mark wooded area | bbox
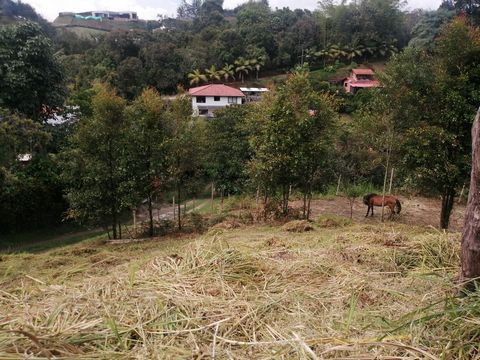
[1,0,480,237]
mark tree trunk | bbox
[211,183,214,212]
[336,175,341,196]
[303,190,307,219]
[177,186,182,230]
[388,168,394,194]
[112,210,117,239]
[307,192,312,221]
[440,189,455,229]
[283,185,289,216]
[381,145,391,222]
[118,222,122,239]
[460,107,480,288]
[148,195,154,237]
[458,183,466,204]
[263,190,268,221]
[173,196,176,220]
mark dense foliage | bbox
[53,0,414,97]
[0,22,65,120]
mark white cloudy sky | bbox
[22,0,443,21]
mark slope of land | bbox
[0,196,474,359]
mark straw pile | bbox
[0,222,470,359]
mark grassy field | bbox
[1,204,477,359]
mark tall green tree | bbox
[293,76,337,219]
[219,63,235,82]
[382,17,480,228]
[0,109,66,234]
[62,85,129,239]
[0,22,65,120]
[125,88,169,237]
[234,57,251,83]
[248,71,336,216]
[205,65,221,83]
[166,93,204,230]
[205,105,251,196]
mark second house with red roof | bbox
[188,84,246,118]
[343,68,380,94]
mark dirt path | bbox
[135,195,466,231]
[302,195,466,231]
[135,200,205,223]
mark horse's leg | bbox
[388,205,394,220]
[365,205,370,217]
[371,205,374,217]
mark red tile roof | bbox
[352,68,375,75]
[188,84,245,97]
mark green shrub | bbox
[281,220,314,232]
[223,195,255,211]
[188,212,206,233]
[207,213,228,227]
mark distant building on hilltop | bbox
[343,69,380,94]
[189,84,245,118]
[54,10,152,37]
[59,11,138,21]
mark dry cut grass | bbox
[0,219,469,359]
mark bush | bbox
[238,210,254,224]
[156,219,175,235]
[281,220,314,232]
[207,213,228,227]
[187,212,206,233]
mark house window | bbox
[214,96,220,102]
[228,97,236,104]
[196,96,206,103]
[199,109,208,115]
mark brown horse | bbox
[363,193,401,219]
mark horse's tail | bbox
[396,199,402,214]
[363,193,376,205]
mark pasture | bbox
[0,196,474,359]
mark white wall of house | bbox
[192,96,243,117]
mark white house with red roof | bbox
[343,68,380,94]
[188,84,245,117]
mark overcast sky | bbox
[22,0,443,21]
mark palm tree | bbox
[249,56,266,80]
[344,45,366,63]
[377,41,398,58]
[314,49,329,66]
[328,44,347,62]
[234,57,252,83]
[219,63,235,82]
[188,69,207,86]
[205,65,221,83]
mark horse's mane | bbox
[363,193,377,205]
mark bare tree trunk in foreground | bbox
[461,108,480,290]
